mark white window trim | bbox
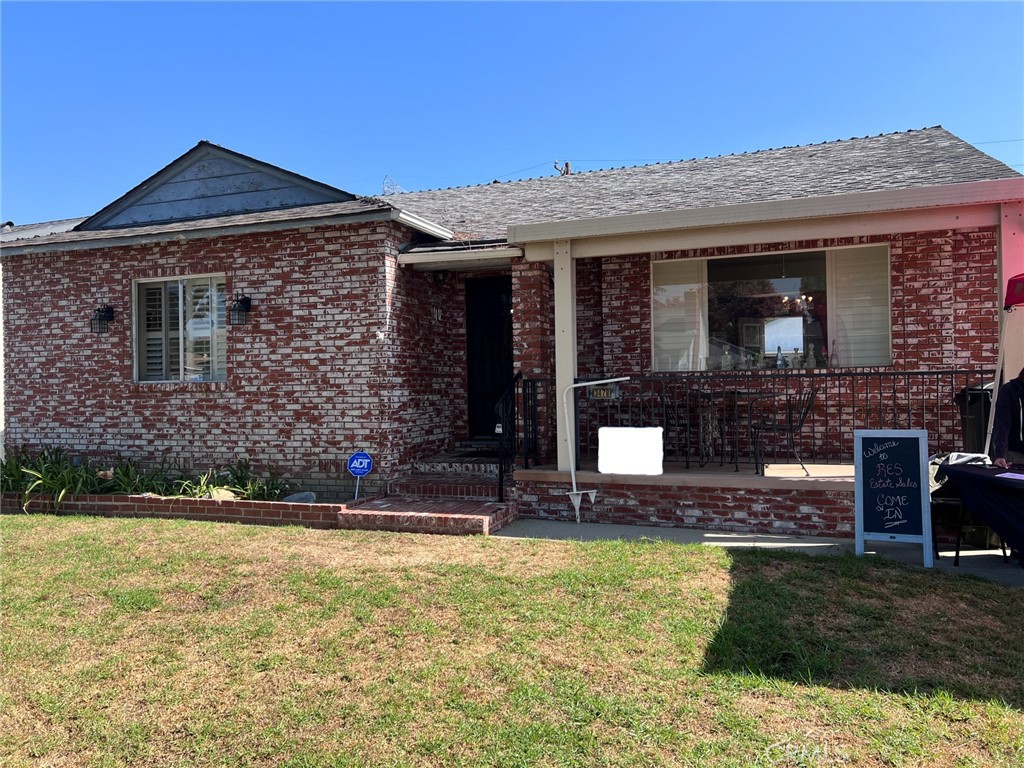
[649,257,708,371]
[651,244,893,371]
[825,245,893,367]
[132,273,227,383]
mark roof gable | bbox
[77,141,356,230]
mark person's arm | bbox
[992,383,1013,467]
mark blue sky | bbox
[2,1,1022,225]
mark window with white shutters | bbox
[135,276,226,382]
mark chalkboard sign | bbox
[854,430,933,568]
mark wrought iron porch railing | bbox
[495,372,522,502]
[570,369,994,470]
[521,378,542,469]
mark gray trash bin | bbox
[953,385,993,454]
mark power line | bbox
[484,161,553,184]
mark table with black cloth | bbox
[935,463,1024,555]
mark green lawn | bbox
[2,515,1022,767]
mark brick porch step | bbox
[339,495,515,536]
[389,472,499,501]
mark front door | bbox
[465,276,513,438]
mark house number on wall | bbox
[589,384,621,401]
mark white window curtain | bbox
[652,259,707,371]
[826,246,891,367]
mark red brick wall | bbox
[6,494,342,528]
[889,229,1000,368]
[575,258,603,377]
[2,222,463,499]
[514,478,855,537]
[512,259,554,378]
[388,263,464,465]
[512,259,556,460]
[601,254,652,374]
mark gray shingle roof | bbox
[387,127,1021,239]
[0,217,85,244]
[0,199,391,251]
[5,127,1018,252]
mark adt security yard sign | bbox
[347,452,373,477]
[347,451,373,500]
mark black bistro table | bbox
[936,463,1024,556]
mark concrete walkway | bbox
[496,518,1024,588]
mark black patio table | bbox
[936,463,1024,557]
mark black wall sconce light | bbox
[228,294,253,325]
[91,305,115,333]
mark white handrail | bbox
[561,377,631,522]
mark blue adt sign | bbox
[347,452,373,477]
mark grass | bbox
[1,515,1022,767]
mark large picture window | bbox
[136,276,227,382]
[652,246,890,371]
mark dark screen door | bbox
[465,276,513,438]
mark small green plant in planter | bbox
[107,459,175,496]
[17,447,107,512]
[2,448,293,510]
[222,459,289,500]
[1,449,28,494]
[174,469,239,499]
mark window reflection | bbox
[706,252,827,369]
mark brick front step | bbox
[340,495,515,535]
[389,472,500,501]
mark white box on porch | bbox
[597,427,664,475]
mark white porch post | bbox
[553,239,577,471]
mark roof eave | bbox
[506,178,1024,244]
[398,246,521,271]
[0,207,396,257]
[1,200,455,257]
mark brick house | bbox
[2,127,1022,536]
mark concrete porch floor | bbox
[515,461,855,495]
[560,459,855,479]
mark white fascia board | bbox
[560,204,999,260]
[398,247,521,271]
[507,178,1024,245]
[390,209,454,240]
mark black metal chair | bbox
[749,386,818,476]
